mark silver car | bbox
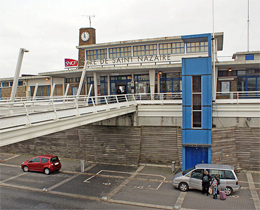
[172,164,240,196]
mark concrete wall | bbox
[0,125,182,167]
[0,125,259,170]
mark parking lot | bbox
[0,153,259,209]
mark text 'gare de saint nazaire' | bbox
[86,54,171,66]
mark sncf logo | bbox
[65,59,78,67]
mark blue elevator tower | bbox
[181,34,213,170]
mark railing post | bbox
[24,102,31,126]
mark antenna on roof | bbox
[82,15,95,27]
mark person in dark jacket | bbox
[202,170,211,195]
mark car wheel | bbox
[179,182,189,192]
[44,168,50,175]
[224,187,232,196]
[23,166,29,172]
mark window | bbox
[221,81,230,93]
[133,44,157,56]
[41,158,49,163]
[18,81,23,86]
[245,54,254,60]
[86,49,107,60]
[121,46,131,57]
[96,49,107,59]
[86,50,96,60]
[2,82,9,87]
[225,170,235,179]
[191,169,203,179]
[30,157,40,163]
[50,157,59,162]
[159,42,184,54]
[192,76,202,128]
[109,47,120,58]
[75,77,81,83]
[109,46,131,58]
[172,42,185,54]
[65,78,74,83]
[187,41,208,53]
[210,170,225,179]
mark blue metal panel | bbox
[182,57,211,76]
[183,130,211,145]
[202,107,212,130]
[185,147,209,170]
[202,75,212,106]
[182,76,192,105]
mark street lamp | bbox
[10,48,29,102]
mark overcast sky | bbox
[0,0,259,78]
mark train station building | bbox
[0,28,259,170]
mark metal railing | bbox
[0,93,182,130]
[216,91,260,100]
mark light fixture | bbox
[158,71,162,75]
[228,68,232,72]
[45,78,49,81]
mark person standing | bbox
[202,170,211,195]
[211,174,220,199]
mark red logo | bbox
[65,58,78,67]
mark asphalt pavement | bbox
[0,153,259,210]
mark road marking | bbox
[48,174,81,191]
[106,165,145,199]
[246,172,260,210]
[174,192,187,210]
[108,198,174,210]
[0,173,26,184]
[0,163,20,168]
[3,154,20,161]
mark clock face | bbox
[81,32,89,41]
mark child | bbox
[211,174,220,199]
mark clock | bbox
[81,32,89,41]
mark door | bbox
[28,157,41,171]
[189,169,203,190]
[185,147,208,170]
[72,87,78,95]
[38,157,49,172]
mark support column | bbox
[107,74,110,95]
[149,70,155,99]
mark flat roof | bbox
[77,32,224,51]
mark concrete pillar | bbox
[107,74,110,95]
[149,70,155,99]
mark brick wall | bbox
[1,86,26,99]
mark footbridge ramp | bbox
[0,93,181,147]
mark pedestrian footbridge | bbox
[1,92,259,147]
[0,93,181,147]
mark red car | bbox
[21,155,62,175]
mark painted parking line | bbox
[48,174,81,191]
[2,154,20,161]
[173,192,187,210]
[106,165,145,199]
[246,172,260,210]
[0,173,27,184]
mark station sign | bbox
[65,58,78,68]
[86,54,171,66]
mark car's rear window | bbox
[50,156,59,162]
